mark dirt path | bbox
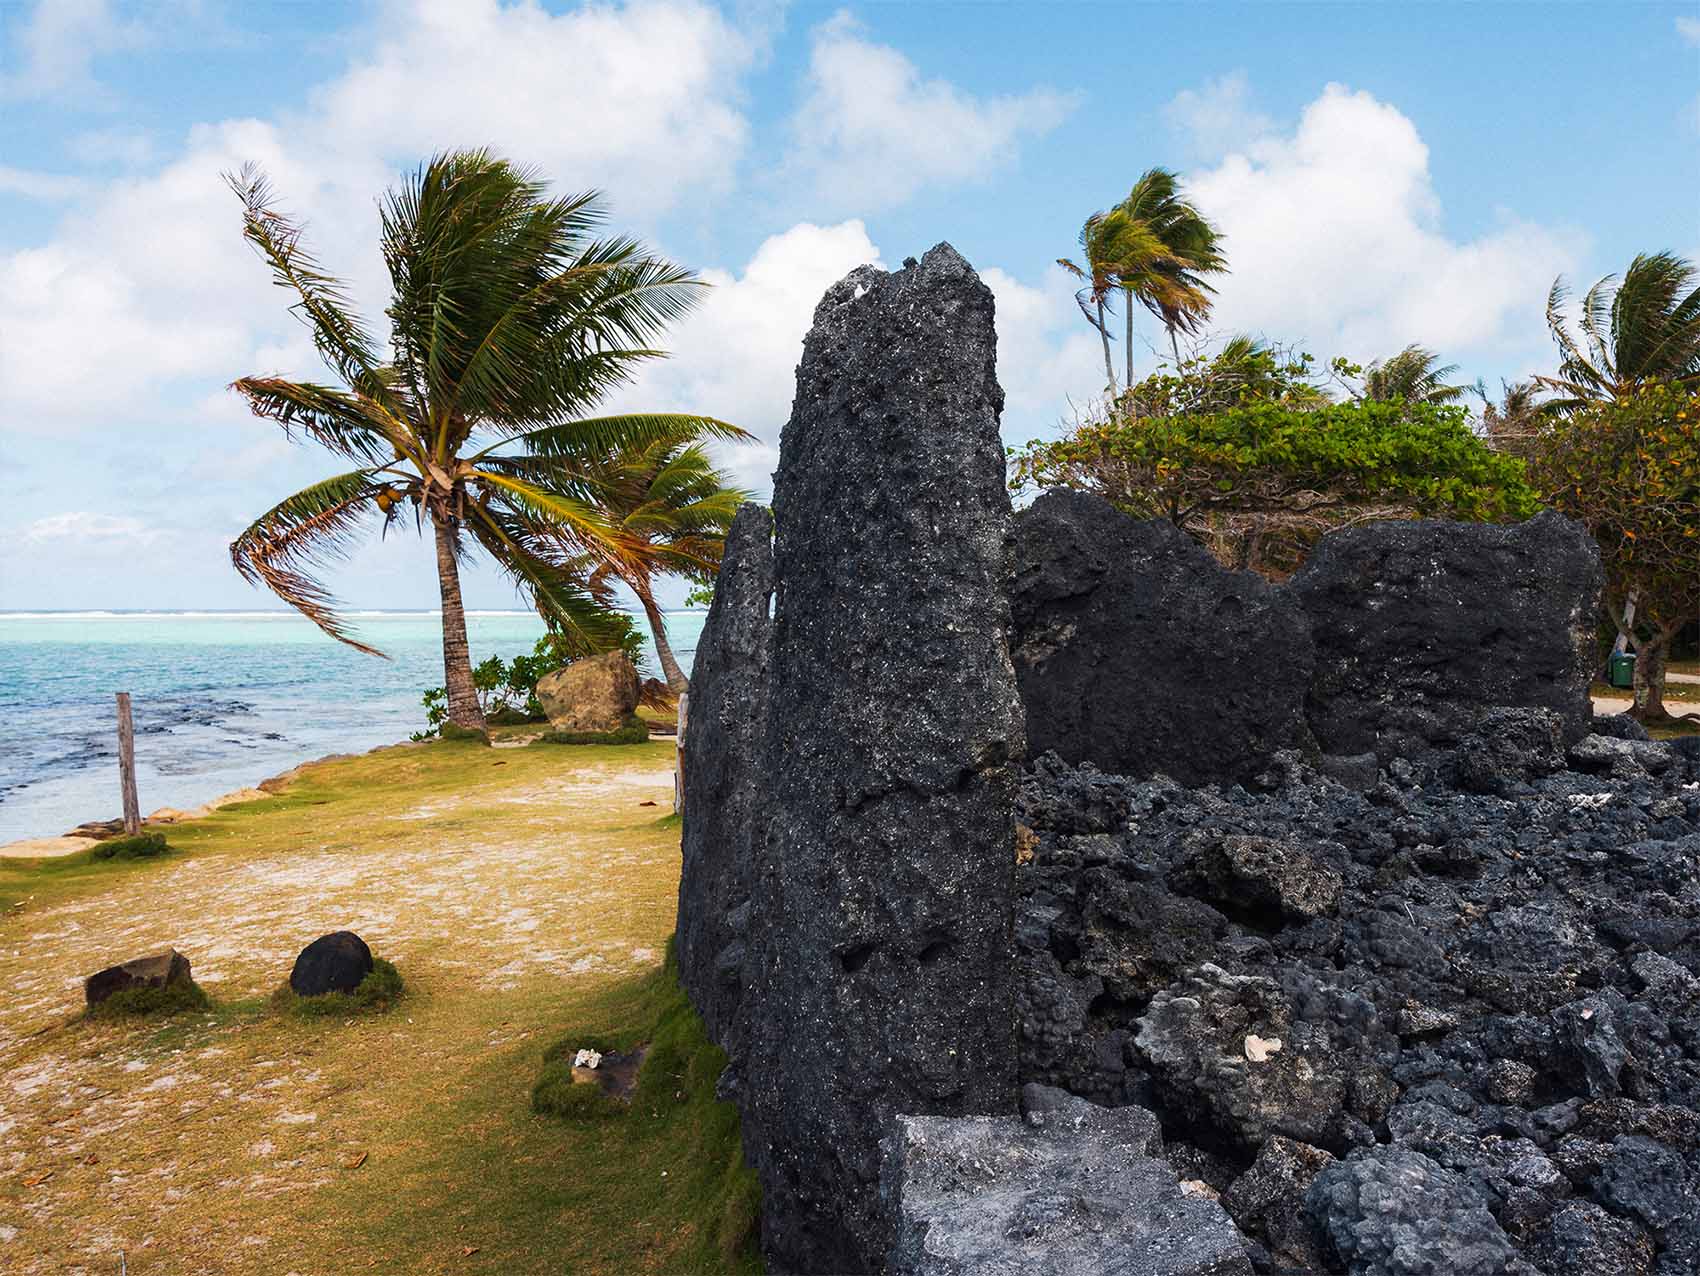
[0,740,684,1274]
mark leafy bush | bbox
[535,714,650,746]
[274,957,404,1018]
[1012,399,1538,578]
[89,832,170,861]
[87,978,209,1018]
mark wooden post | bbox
[116,692,141,835]
[673,693,688,815]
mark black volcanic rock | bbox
[676,502,773,1050]
[1291,510,1603,762]
[289,931,373,997]
[737,244,1025,1274]
[1009,490,1315,786]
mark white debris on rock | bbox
[1245,1034,1283,1063]
[573,1048,602,1070]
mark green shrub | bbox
[89,831,170,861]
[87,978,210,1019]
[535,714,649,746]
[435,721,491,745]
[274,957,404,1018]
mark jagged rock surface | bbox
[1291,511,1603,762]
[883,1085,1251,1275]
[1009,490,1315,786]
[1015,740,1700,1274]
[737,245,1025,1274]
[676,502,773,1049]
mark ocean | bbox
[0,609,707,844]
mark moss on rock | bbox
[274,957,404,1017]
[535,714,650,746]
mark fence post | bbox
[116,692,141,835]
[674,691,688,816]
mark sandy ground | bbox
[1,788,276,861]
[0,748,680,1274]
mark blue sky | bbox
[2,0,1697,614]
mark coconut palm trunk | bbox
[636,587,689,693]
[432,511,485,730]
[1097,297,1116,395]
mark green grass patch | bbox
[89,831,171,861]
[272,957,404,1017]
[536,714,651,746]
[86,978,211,1019]
[437,721,492,744]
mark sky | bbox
[1,0,1697,614]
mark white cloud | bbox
[0,165,88,200]
[1175,82,1580,361]
[0,0,765,437]
[1678,16,1700,45]
[785,11,1078,212]
[1163,71,1273,160]
[22,511,163,546]
[0,0,148,100]
[979,266,1105,444]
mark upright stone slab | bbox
[676,502,773,1050]
[1291,511,1603,761]
[741,245,1025,1273]
[1009,489,1315,786]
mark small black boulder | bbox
[290,930,374,997]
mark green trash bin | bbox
[1608,651,1636,689]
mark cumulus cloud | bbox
[1162,71,1272,160]
[22,511,163,546]
[785,11,1078,212]
[0,0,764,437]
[1172,82,1580,361]
[0,165,88,200]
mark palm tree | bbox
[1360,345,1470,404]
[1060,169,1228,395]
[1108,168,1227,379]
[1539,252,1700,410]
[581,433,750,693]
[226,151,747,731]
[1476,378,1553,458]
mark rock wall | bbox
[1012,494,1603,784]
[1009,489,1316,787]
[736,245,1025,1273]
[676,502,773,1049]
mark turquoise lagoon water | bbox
[0,609,706,843]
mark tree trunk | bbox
[1096,297,1117,397]
[1629,624,1675,724]
[432,509,486,732]
[638,586,689,693]
[1124,299,1135,389]
[1169,326,1183,373]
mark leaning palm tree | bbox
[580,434,750,693]
[1060,169,1228,395]
[226,151,747,731]
[1476,378,1554,458]
[1361,345,1470,404]
[1538,251,1700,410]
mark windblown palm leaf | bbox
[227,151,751,728]
[1361,345,1469,405]
[1539,252,1700,410]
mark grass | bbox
[0,732,760,1273]
[88,830,172,861]
[84,977,211,1019]
[273,956,405,1017]
[537,714,652,746]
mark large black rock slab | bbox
[1009,489,1315,786]
[677,501,773,1050]
[1291,510,1602,761]
[739,244,1025,1274]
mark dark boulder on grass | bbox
[738,244,1025,1275]
[290,930,374,997]
[1009,489,1315,787]
[677,501,774,1051]
[85,948,196,1007]
[1291,510,1602,763]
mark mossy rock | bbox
[86,977,210,1019]
[274,957,404,1017]
[89,831,170,861]
[485,706,545,726]
[437,722,492,745]
[535,714,650,746]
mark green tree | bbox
[1059,167,1228,393]
[1360,344,1470,405]
[1539,252,1700,410]
[1475,378,1555,460]
[1530,382,1700,723]
[226,151,745,731]
[1011,399,1537,578]
[581,433,750,693]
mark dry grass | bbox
[0,734,751,1274]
